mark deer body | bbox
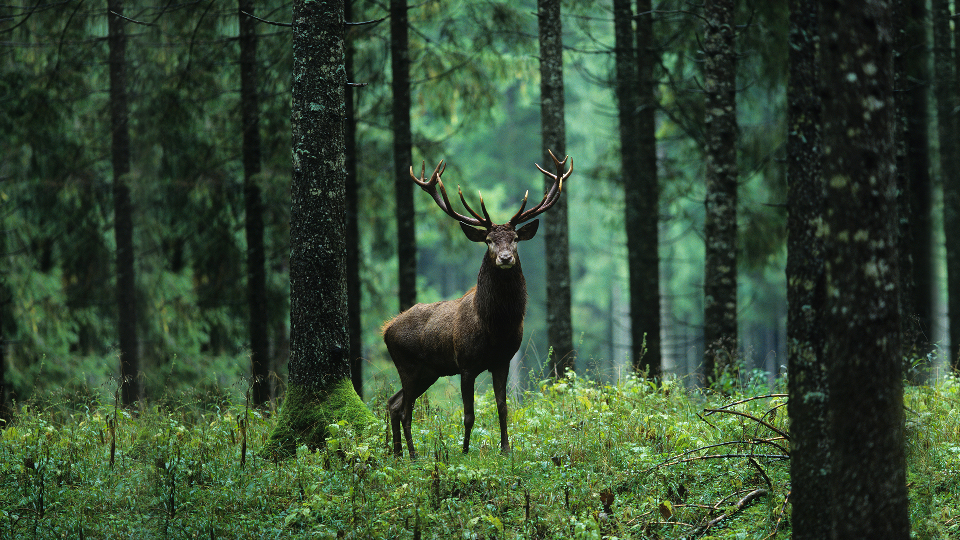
[384,153,572,459]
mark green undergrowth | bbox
[1,373,959,539]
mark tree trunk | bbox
[615,0,661,378]
[702,0,738,385]
[538,0,574,377]
[264,0,374,458]
[934,0,960,370]
[240,1,271,407]
[108,0,141,406]
[785,0,829,536]
[391,0,416,313]
[819,0,910,535]
[902,0,934,361]
[633,0,661,377]
[345,0,363,398]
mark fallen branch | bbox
[695,488,769,537]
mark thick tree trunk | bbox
[264,0,374,458]
[345,0,363,398]
[701,0,738,384]
[240,0,271,406]
[391,0,416,313]
[819,0,910,535]
[108,0,141,405]
[538,0,574,377]
[934,0,960,370]
[785,0,829,536]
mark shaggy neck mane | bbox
[474,253,527,328]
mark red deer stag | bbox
[383,150,573,459]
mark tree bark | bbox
[538,0,574,377]
[108,0,141,405]
[614,0,661,378]
[702,0,738,385]
[902,0,934,360]
[934,0,960,370]
[264,0,374,458]
[785,0,829,536]
[240,0,271,407]
[633,0,661,377]
[819,0,910,535]
[345,0,363,398]
[391,0,416,313]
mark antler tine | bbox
[509,151,573,226]
[457,187,492,226]
[410,159,488,228]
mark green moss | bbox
[262,377,375,459]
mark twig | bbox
[241,10,291,27]
[702,407,789,440]
[346,17,386,26]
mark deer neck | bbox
[474,254,527,327]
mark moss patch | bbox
[262,378,375,459]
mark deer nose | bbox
[496,252,516,268]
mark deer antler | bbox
[410,160,492,229]
[508,149,572,226]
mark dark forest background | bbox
[1,0,956,408]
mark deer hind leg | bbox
[491,366,510,454]
[387,390,405,457]
[396,374,439,460]
[460,372,478,453]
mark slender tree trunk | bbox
[633,0,661,377]
[942,0,960,370]
[538,0,574,377]
[345,0,363,398]
[902,0,934,360]
[391,0,416,313]
[108,0,141,405]
[819,0,910,535]
[240,1,271,406]
[265,0,374,458]
[702,0,738,384]
[785,0,829,536]
[614,0,661,378]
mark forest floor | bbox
[1,372,959,539]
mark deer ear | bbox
[516,220,539,241]
[460,222,489,243]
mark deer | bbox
[382,150,573,459]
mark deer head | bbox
[409,150,573,269]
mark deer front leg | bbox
[491,366,510,454]
[461,372,477,453]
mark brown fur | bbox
[383,224,535,458]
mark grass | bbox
[1,372,959,539]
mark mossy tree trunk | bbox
[819,0,910,535]
[538,0,574,377]
[702,0,738,385]
[264,0,374,458]
[785,0,829,536]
